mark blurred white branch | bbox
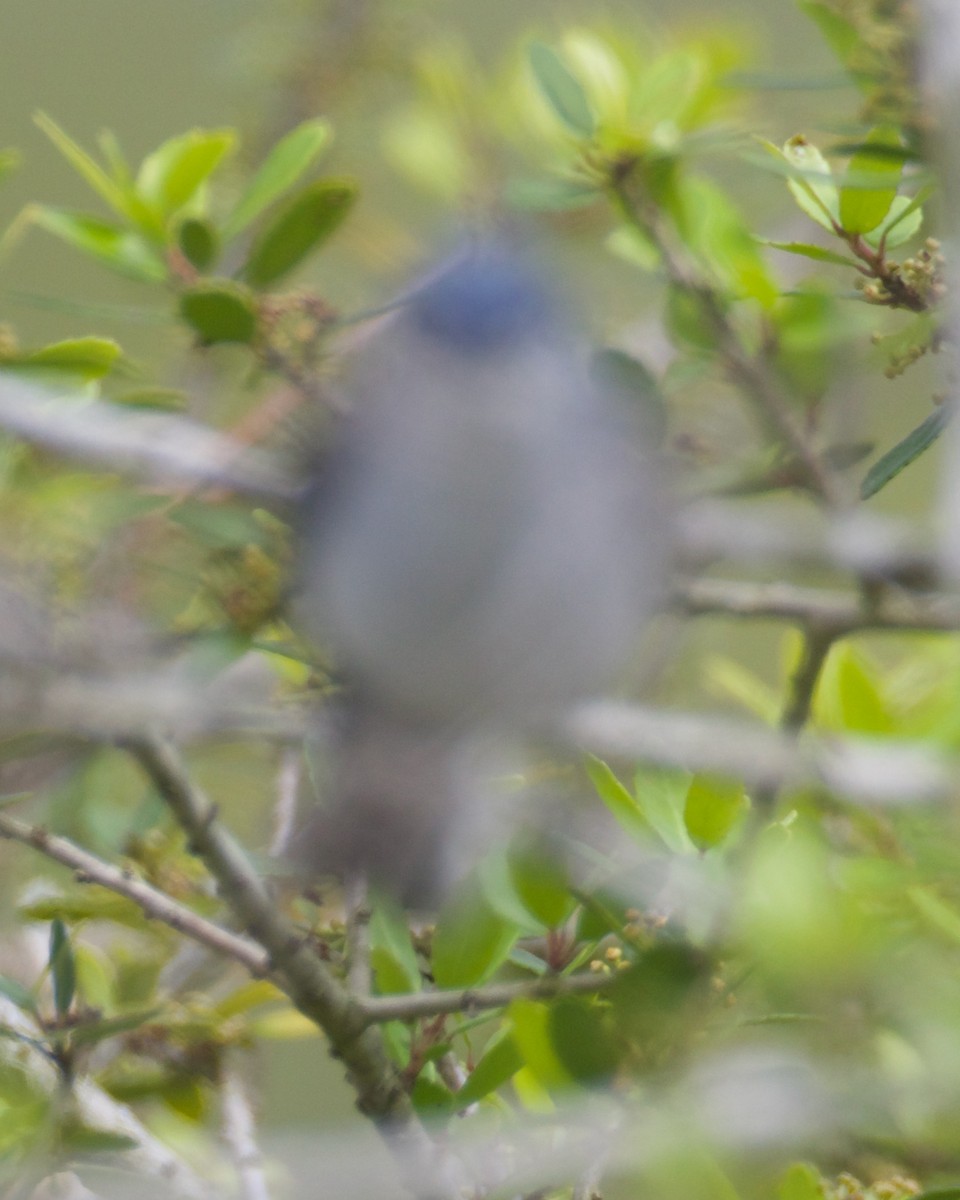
[0,375,295,499]
[221,1067,272,1200]
[565,702,951,805]
[0,997,212,1199]
[677,575,960,632]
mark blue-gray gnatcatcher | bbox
[291,243,670,902]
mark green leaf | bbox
[369,897,422,994]
[433,876,519,988]
[684,775,747,849]
[6,337,122,382]
[592,348,667,444]
[26,206,167,282]
[765,240,859,268]
[839,126,903,234]
[508,997,570,1089]
[243,178,357,288]
[508,847,574,929]
[797,1,860,64]
[71,1009,161,1047]
[113,387,187,411]
[866,192,924,249]
[907,886,960,947]
[814,643,892,735]
[223,118,333,239]
[59,1121,140,1153]
[411,1075,453,1114]
[548,995,621,1084]
[860,406,949,500]
[634,767,696,854]
[0,974,37,1014]
[504,176,600,212]
[48,919,75,1019]
[0,148,20,183]
[456,1030,523,1106]
[874,182,935,246]
[778,135,839,231]
[179,279,258,345]
[136,128,235,217]
[34,113,161,237]
[585,755,651,843]
[177,217,219,271]
[527,42,596,137]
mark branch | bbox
[609,183,847,507]
[0,810,269,976]
[121,733,459,1196]
[358,970,620,1024]
[677,576,960,633]
[0,375,295,500]
[221,1066,272,1200]
[563,701,952,805]
[0,997,213,1199]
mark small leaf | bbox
[34,113,161,237]
[433,876,519,988]
[504,176,600,212]
[456,1030,522,1106]
[867,191,924,249]
[509,847,574,929]
[26,206,167,282]
[860,406,949,499]
[71,1009,161,1047]
[585,755,651,843]
[508,997,570,1089]
[243,179,357,288]
[527,42,596,137]
[634,767,696,855]
[684,774,748,849]
[179,279,258,345]
[592,348,667,444]
[223,118,333,238]
[7,337,121,381]
[49,919,75,1019]
[177,217,219,271]
[839,126,903,234]
[765,240,859,268]
[113,387,187,411]
[875,182,935,245]
[779,135,839,231]
[59,1121,140,1153]
[549,995,621,1085]
[0,974,37,1014]
[136,128,235,217]
[369,897,422,995]
[798,1,860,64]
[411,1075,452,1114]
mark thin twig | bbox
[121,733,460,1198]
[269,745,301,859]
[221,1066,272,1200]
[609,181,847,507]
[358,970,620,1024]
[564,701,952,805]
[0,810,270,976]
[677,575,960,633]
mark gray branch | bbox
[0,810,270,976]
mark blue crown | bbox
[410,250,553,352]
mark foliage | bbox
[0,1,959,1198]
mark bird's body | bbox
[292,246,668,900]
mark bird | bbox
[289,242,670,903]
